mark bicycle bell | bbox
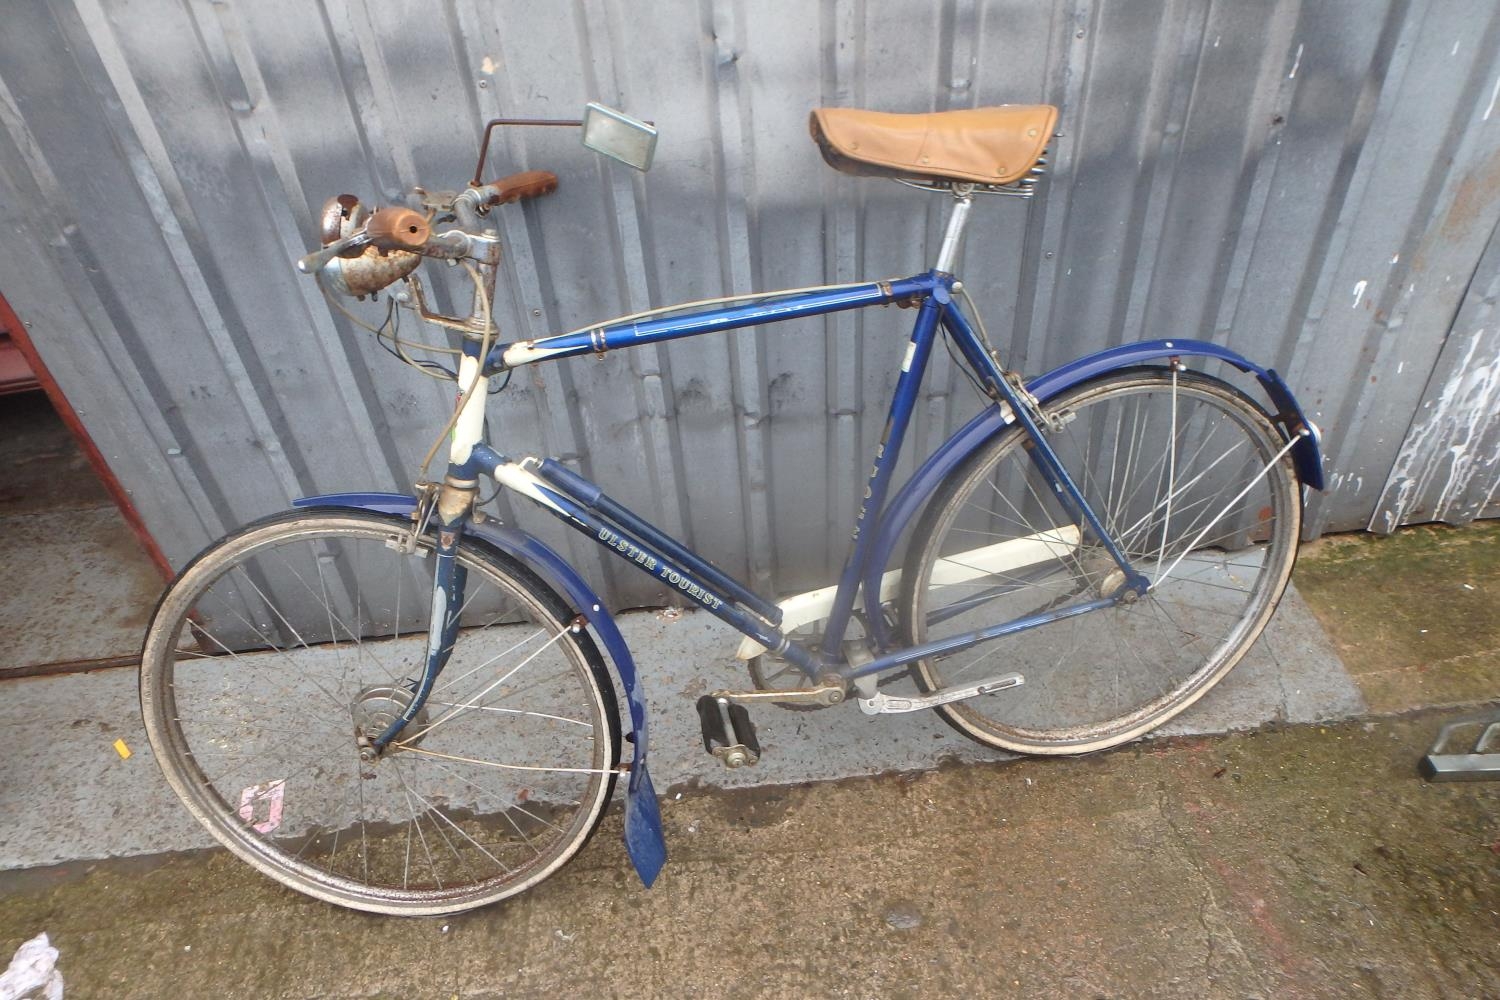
[317,193,424,299]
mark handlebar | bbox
[297,169,559,301]
[472,170,558,207]
[299,207,433,271]
[364,207,431,251]
[296,232,371,275]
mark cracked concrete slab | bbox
[0,582,1359,870]
[2,714,1496,999]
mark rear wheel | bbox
[140,509,620,915]
[900,369,1300,754]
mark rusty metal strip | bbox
[0,653,140,681]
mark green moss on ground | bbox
[1296,522,1500,712]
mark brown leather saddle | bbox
[809,105,1057,186]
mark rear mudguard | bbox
[862,338,1325,647]
[291,492,666,888]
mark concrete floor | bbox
[0,584,1361,871]
[2,714,1496,999]
[0,393,1497,999]
[0,393,160,673]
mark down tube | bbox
[473,446,820,677]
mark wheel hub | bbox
[1074,546,1115,594]
[1080,548,1143,605]
[351,684,430,760]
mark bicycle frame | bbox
[296,193,1326,887]
[464,271,1146,684]
[372,186,1325,726]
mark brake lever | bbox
[296,232,372,275]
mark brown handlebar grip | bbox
[365,207,431,251]
[481,170,559,206]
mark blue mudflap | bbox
[292,492,667,887]
[625,761,667,886]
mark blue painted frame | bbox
[469,273,1324,680]
[297,268,1325,888]
[858,336,1323,648]
[481,276,938,372]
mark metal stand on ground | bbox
[1419,709,1500,781]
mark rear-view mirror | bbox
[582,102,657,171]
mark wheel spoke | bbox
[906,372,1297,753]
[140,512,616,914]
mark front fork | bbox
[368,215,501,753]
[369,477,476,752]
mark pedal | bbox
[696,695,761,768]
[1419,710,1500,782]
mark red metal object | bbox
[0,292,173,581]
[0,323,40,394]
[0,653,139,681]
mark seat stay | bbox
[941,303,1151,594]
[859,338,1327,649]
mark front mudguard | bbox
[862,338,1325,646]
[291,492,666,887]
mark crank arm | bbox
[710,685,847,707]
[858,671,1024,715]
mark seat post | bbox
[934,188,974,274]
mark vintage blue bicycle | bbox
[140,103,1324,915]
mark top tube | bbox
[484,273,945,374]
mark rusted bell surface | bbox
[317,194,422,298]
[319,194,368,259]
[325,245,422,298]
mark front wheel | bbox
[900,369,1301,755]
[140,509,621,915]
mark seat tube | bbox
[820,290,946,659]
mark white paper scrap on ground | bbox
[0,933,63,1000]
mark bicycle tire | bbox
[140,509,620,915]
[899,368,1301,754]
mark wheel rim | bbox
[142,514,616,913]
[907,372,1299,751]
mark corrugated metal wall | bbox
[1,0,1498,607]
